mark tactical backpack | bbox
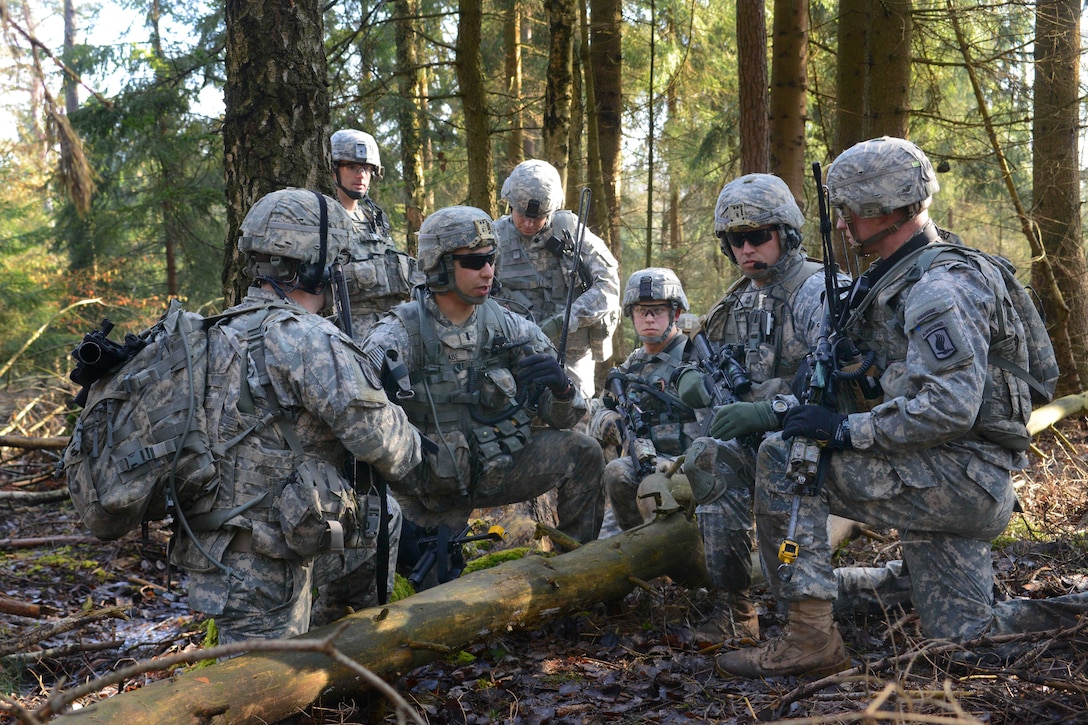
[62,299,287,540]
[911,243,1059,404]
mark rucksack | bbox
[62,299,282,540]
[912,243,1059,404]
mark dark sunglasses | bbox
[722,228,775,249]
[451,250,497,270]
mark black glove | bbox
[781,405,852,450]
[517,353,573,399]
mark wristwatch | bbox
[770,398,789,415]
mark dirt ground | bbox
[1,388,1087,724]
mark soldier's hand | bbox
[517,353,573,398]
[675,369,712,408]
[782,405,852,450]
[708,401,780,441]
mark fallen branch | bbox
[1027,392,1088,436]
[0,596,43,618]
[0,435,70,450]
[0,535,97,550]
[0,606,128,659]
[4,640,124,665]
[0,489,71,505]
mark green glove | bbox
[676,369,712,409]
[708,400,779,441]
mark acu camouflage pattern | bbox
[492,210,621,395]
[621,267,689,314]
[340,198,423,335]
[755,225,1030,641]
[175,288,421,644]
[594,334,700,530]
[363,291,606,543]
[825,136,939,219]
[500,159,565,217]
[331,129,384,177]
[683,250,838,594]
[238,189,353,272]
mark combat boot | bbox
[715,599,849,678]
[693,590,760,642]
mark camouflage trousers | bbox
[685,436,758,593]
[187,494,402,645]
[398,428,606,544]
[565,348,598,400]
[755,433,1016,641]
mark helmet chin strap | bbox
[453,287,489,306]
[847,206,919,251]
[334,168,364,201]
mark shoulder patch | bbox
[920,320,958,360]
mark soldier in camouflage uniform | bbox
[673,174,843,641]
[716,137,1035,678]
[362,206,606,551]
[172,188,421,646]
[330,129,422,334]
[493,160,621,399]
[590,268,699,531]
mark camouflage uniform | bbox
[678,175,841,600]
[591,268,699,531]
[331,129,423,336]
[363,205,606,544]
[596,336,699,530]
[175,290,420,644]
[756,138,1029,642]
[172,190,421,646]
[493,160,621,399]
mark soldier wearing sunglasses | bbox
[362,207,606,582]
[672,174,849,644]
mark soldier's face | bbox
[336,163,374,197]
[512,209,548,237]
[727,226,782,278]
[631,303,674,341]
[451,244,496,301]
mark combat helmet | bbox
[417,206,498,303]
[714,173,805,267]
[622,267,689,344]
[501,160,564,219]
[331,129,384,178]
[826,136,938,248]
[238,188,353,294]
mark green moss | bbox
[462,547,529,575]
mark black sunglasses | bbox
[722,228,775,249]
[451,250,497,270]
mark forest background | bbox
[2,0,1088,398]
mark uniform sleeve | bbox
[570,228,621,332]
[266,317,422,481]
[360,313,417,373]
[849,264,993,452]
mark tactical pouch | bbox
[275,459,358,560]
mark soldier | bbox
[674,174,843,641]
[493,160,621,399]
[714,137,1038,677]
[172,188,421,645]
[590,268,699,531]
[330,128,422,334]
[362,206,606,565]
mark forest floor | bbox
[2,384,1087,724]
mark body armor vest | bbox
[703,254,823,388]
[343,199,420,323]
[619,335,698,456]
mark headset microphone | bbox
[753,262,769,270]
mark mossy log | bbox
[55,507,706,725]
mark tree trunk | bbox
[221,0,330,305]
[589,0,622,254]
[866,0,911,138]
[566,43,586,210]
[503,0,524,171]
[769,0,808,199]
[579,0,608,242]
[545,0,576,188]
[1033,0,1088,394]
[834,0,868,156]
[395,0,427,252]
[456,0,495,216]
[54,510,706,725]
[737,0,769,174]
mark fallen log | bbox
[0,434,70,450]
[1027,392,1088,436]
[54,507,707,725]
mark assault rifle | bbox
[69,319,148,407]
[688,331,753,439]
[556,186,592,369]
[605,369,657,481]
[407,523,506,590]
[777,161,874,582]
